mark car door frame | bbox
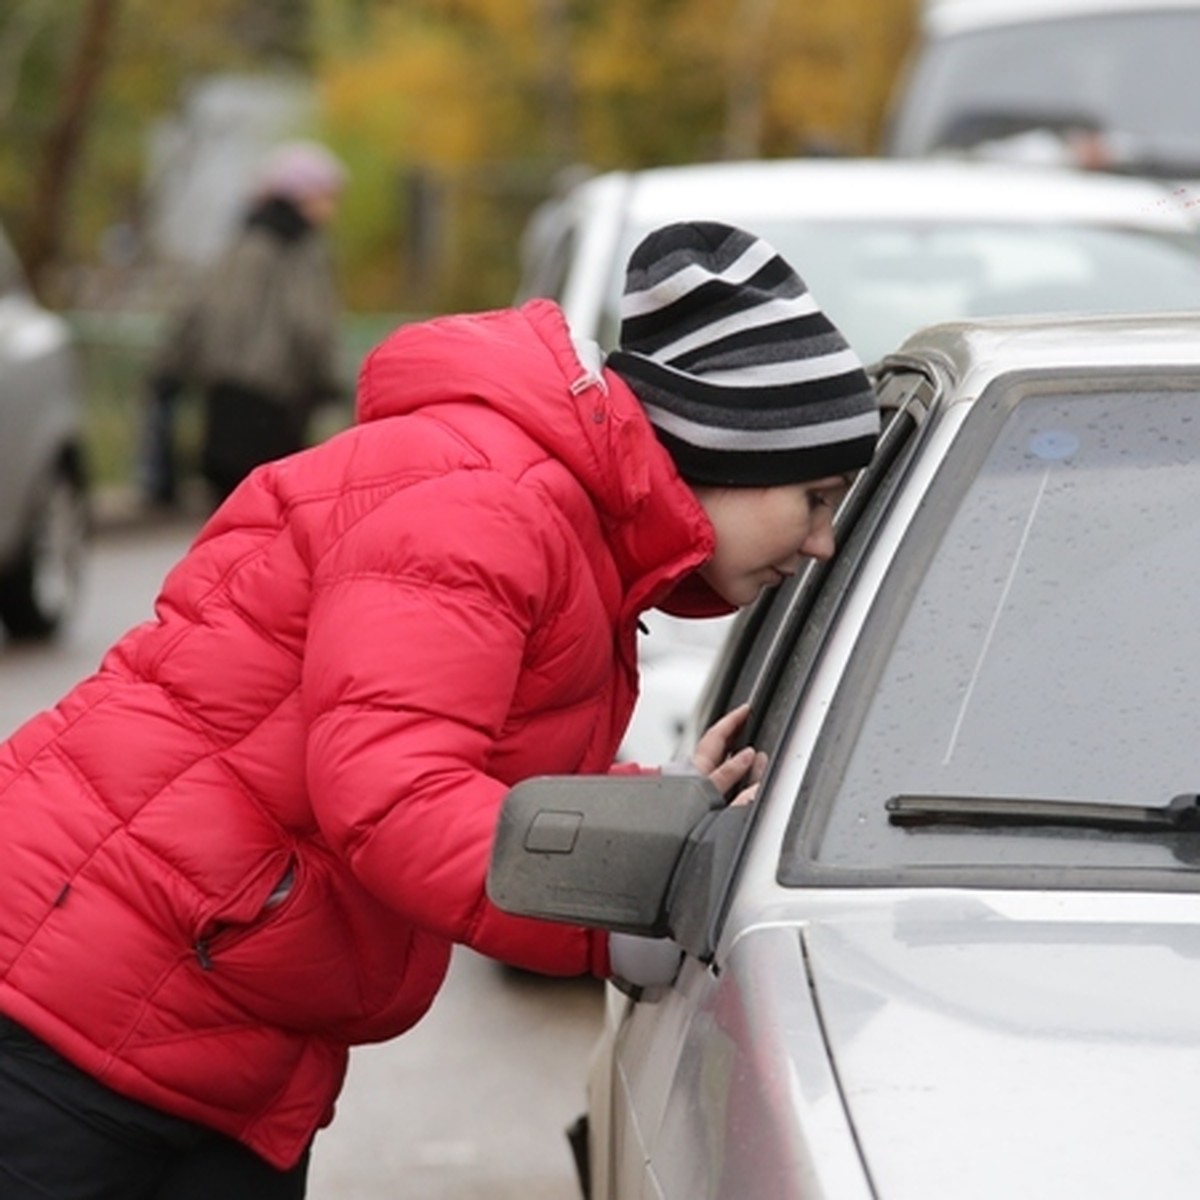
[588,367,939,1200]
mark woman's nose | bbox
[801,523,836,562]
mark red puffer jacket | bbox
[0,300,727,1168]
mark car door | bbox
[588,370,935,1200]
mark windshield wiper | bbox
[886,793,1200,833]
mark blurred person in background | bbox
[0,222,879,1197]
[139,139,347,507]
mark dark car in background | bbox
[0,222,89,641]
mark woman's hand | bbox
[692,703,767,806]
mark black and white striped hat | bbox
[607,221,880,487]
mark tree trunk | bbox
[21,0,121,298]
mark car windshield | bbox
[606,220,1200,365]
[888,10,1200,173]
[783,379,1200,881]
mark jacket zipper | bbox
[194,862,297,972]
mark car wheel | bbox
[0,465,89,641]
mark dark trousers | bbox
[202,383,308,502]
[137,381,182,506]
[0,1015,309,1199]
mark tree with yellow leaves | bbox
[1,0,918,310]
[316,0,919,309]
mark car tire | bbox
[0,464,89,641]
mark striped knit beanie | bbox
[607,222,880,487]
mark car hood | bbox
[802,899,1200,1198]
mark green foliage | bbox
[0,0,267,278]
[0,0,919,313]
[316,0,920,310]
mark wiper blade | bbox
[887,793,1200,833]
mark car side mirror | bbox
[486,773,727,938]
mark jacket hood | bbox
[357,299,732,618]
[359,300,652,522]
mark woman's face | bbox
[692,475,850,607]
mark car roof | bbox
[606,158,1198,233]
[923,0,1200,37]
[893,311,1200,393]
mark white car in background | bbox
[885,0,1200,179]
[517,156,1200,763]
[0,222,89,642]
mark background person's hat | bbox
[607,221,880,487]
[254,140,348,205]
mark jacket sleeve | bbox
[302,469,608,978]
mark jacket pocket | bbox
[187,847,414,1033]
[192,854,299,972]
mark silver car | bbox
[885,0,1200,178]
[0,223,89,641]
[490,311,1200,1200]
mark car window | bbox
[684,369,932,783]
[702,371,932,759]
[743,371,934,768]
[782,373,1200,888]
[666,372,931,958]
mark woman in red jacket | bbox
[0,221,879,1197]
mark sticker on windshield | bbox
[1028,430,1079,461]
